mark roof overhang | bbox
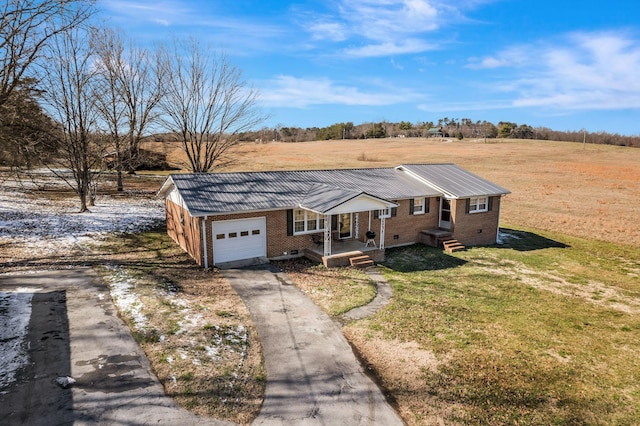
[157,176,176,198]
[301,189,396,215]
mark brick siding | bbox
[450,196,501,246]
[166,196,502,267]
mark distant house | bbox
[427,127,445,137]
[158,164,510,268]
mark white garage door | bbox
[212,217,266,264]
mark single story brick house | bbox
[158,164,510,268]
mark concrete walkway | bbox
[339,268,393,323]
[222,265,403,426]
[0,269,231,425]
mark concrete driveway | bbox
[0,268,231,425]
[222,265,403,425]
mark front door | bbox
[439,198,451,230]
[338,213,352,239]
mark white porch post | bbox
[379,216,386,250]
[324,214,332,256]
[354,213,359,239]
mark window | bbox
[293,209,325,234]
[375,203,397,219]
[469,196,488,213]
[378,207,391,218]
[412,198,425,214]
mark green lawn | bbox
[371,227,640,425]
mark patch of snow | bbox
[55,376,76,388]
[0,180,164,261]
[0,291,34,390]
[497,229,522,245]
[104,265,147,330]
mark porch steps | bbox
[349,255,375,268]
[443,239,465,253]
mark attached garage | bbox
[211,217,266,264]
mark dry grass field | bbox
[150,137,640,247]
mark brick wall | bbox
[366,198,440,247]
[167,195,503,267]
[450,196,501,246]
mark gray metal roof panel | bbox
[301,168,441,199]
[170,172,309,216]
[399,164,510,198]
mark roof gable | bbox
[301,185,396,214]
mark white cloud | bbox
[344,39,438,57]
[102,0,191,26]
[259,75,423,107]
[302,0,453,57]
[470,31,640,110]
[308,21,348,42]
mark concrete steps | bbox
[349,255,375,268]
[443,239,465,253]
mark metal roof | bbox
[398,164,511,198]
[160,164,509,216]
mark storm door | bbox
[338,213,352,239]
[439,198,452,230]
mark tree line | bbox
[1,0,262,212]
[243,118,640,148]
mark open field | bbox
[148,137,640,247]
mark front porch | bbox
[304,239,385,267]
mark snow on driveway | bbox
[0,289,37,391]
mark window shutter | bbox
[374,209,379,219]
[409,199,415,215]
[286,209,293,236]
[488,196,494,211]
[466,198,471,214]
[331,215,338,230]
[425,197,430,213]
[391,202,397,217]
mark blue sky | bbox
[99,0,640,135]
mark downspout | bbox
[202,216,208,269]
[495,197,502,244]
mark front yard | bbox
[284,228,640,425]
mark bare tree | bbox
[40,24,102,212]
[0,0,94,108]
[91,28,164,190]
[159,38,263,173]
